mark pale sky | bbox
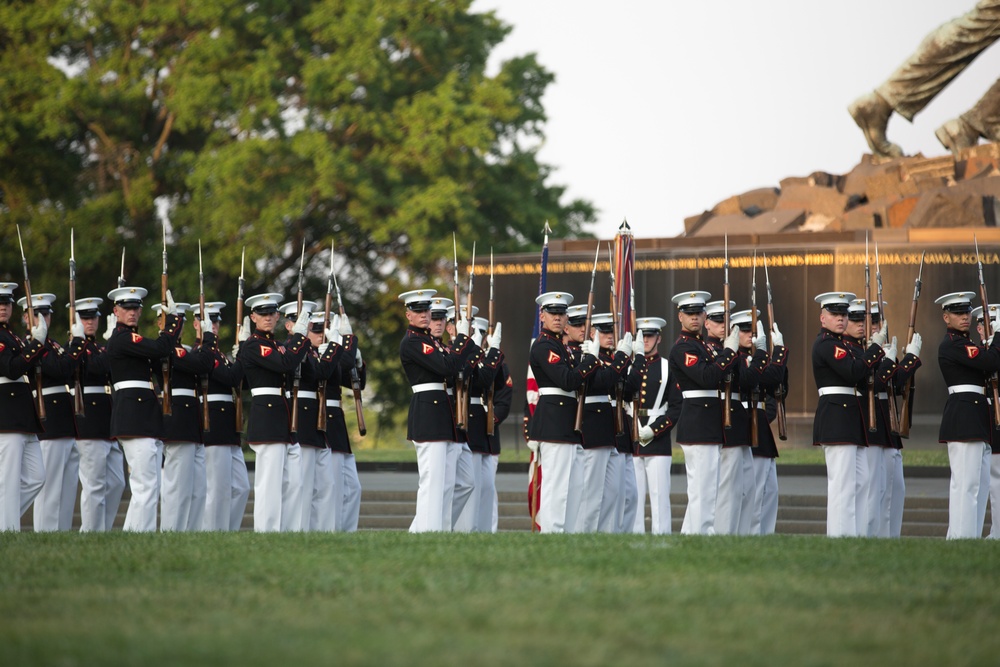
[474,0,1000,240]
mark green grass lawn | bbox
[2,532,997,666]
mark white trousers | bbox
[617,453,638,533]
[121,437,163,532]
[737,446,756,535]
[160,442,205,532]
[538,441,585,534]
[680,444,722,535]
[451,443,476,531]
[33,437,77,532]
[633,456,672,534]
[576,447,613,533]
[882,449,905,538]
[865,446,887,537]
[333,452,361,532]
[751,456,779,535]
[823,445,866,537]
[203,445,250,531]
[78,439,126,532]
[714,446,748,535]
[410,440,455,532]
[946,441,990,539]
[479,454,498,533]
[0,432,44,531]
[292,445,320,532]
[249,442,301,532]
[990,454,1000,539]
[598,449,623,533]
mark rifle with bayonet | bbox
[69,229,85,417]
[234,247,245,432]
[486,248,497,436]
[865,234,876,432]
[160,226,172,416]
[458,243,477,430]
[722,235,732,429]
[452,234,467,430]
[289,245,306,435]
[763,253,787,440]
[629,277,640,445]
[874,241,899,434]
[16,225,46,421]
[608,244,625,436]
[898,251,924,438]
[317,242,334,434]
[330,246,366,437]
[975,236,1000,427]
[749,251,759,447]
[574,243,601,434]
[197,241,210,432]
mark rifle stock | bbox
[69,230,85,417]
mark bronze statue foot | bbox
[935,117,980,156]
[848,91,904,159]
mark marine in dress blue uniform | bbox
[972,304,1000,540]
[71,298,126,532]
[192,301,250,531]
[239,292,311,532]
[446,304,486,532]
[669,291,739,535]
[811,291,886,537]
[748,317,789,536]
[630,317,680,535]
[935,291,1000,539]
[528,292,606,533]
[106,286,183,532]
[19,293,85,531]
[0,282,46,531]
[400,289,480,532]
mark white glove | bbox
[487,322,502,350]
[238,316,251,343]
[580,338,599,358]
[527,439,539,454]
[31,316,48,342]
[291,311,311,337]
[456,318,470,337]
[632,331,645,357]
[906,332,922,357]
[771,322,783,347]
[616,332,633,355]
[71,313,85,339]
[753,320,767,352]
[870,328,887,348]
[339,313,353,336]
[472,328,484,348]
[355,348,364,369]
[638,424,654,446]
[232,343,241,359]
[103,313,117,341]
[883,335,897,361]
[724,325,740,352]
[326,314,341,342]
[165,289,177,315]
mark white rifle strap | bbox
[643,357,670,427]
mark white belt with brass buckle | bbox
[539,387,576,398]
[682,390,718,399]
[83,386,110,395]
[40,386,69,396]
[204,394,233,403]
[326,399,342,408]
[0,376,27,385]
[877,392,889,400]
[948,385,984,395]
[251,387,282,397]
[584,395,610,404]
[469,397,484,406]
[818,387,860,397]
[114,381,154,391]
[412,383,445,393]
[171,388,196,398]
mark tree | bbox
[0,0,596,437]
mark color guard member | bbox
[750,320,788,536]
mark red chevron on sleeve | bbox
[422,343,434,355]
[684,353,698,367]
[967,345,979,359]
[833,346,847,360]
[548,350,561,364]
[131,333,143,343]
[260,345,272,357]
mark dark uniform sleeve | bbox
[492,364,513,424]
[0,336,43,378]
[813,335,884,384]
[243,332,310,372]
[529,342,598,392]
[40,341,76,383]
